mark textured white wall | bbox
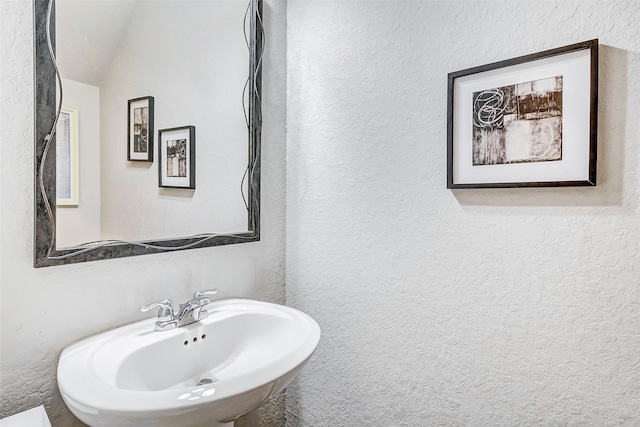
[286,1,640,425]
[0,1,286,426]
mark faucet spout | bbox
[176,289,217,327]
[177,300,194,320]
[176,300,199,327]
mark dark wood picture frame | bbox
[158,126,196,189]
[127,96,154,162]
[447,39,598,189]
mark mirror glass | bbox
[55,0,250,248]
[33,0,262,267]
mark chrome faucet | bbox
[140,289,218,332]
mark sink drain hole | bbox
[197,378,213,386]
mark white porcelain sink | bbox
[57,299,320,427]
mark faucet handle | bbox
[193,289,217,298]
[140,299,174,322]
[140,298,172,312]
[193,289,218,304]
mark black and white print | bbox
[166,139,187,177]
[472,76,563,166]
[133,106,149,153]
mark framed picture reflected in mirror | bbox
[158,125,196,189]
[128,96,154,162]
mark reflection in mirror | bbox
[33,0,262,267]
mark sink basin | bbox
[57,299,320,427]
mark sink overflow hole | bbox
[197,378,213,386]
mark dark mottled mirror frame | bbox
[33,0,263,267]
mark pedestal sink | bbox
[57,299,321,427]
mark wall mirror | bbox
[34,0,263,267]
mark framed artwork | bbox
[128,96,154,162]
[56,106,79,206]
[447,39,598,188]
[158,126,196,189]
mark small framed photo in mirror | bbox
[127,96,154,162]
[158,126,196,189]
